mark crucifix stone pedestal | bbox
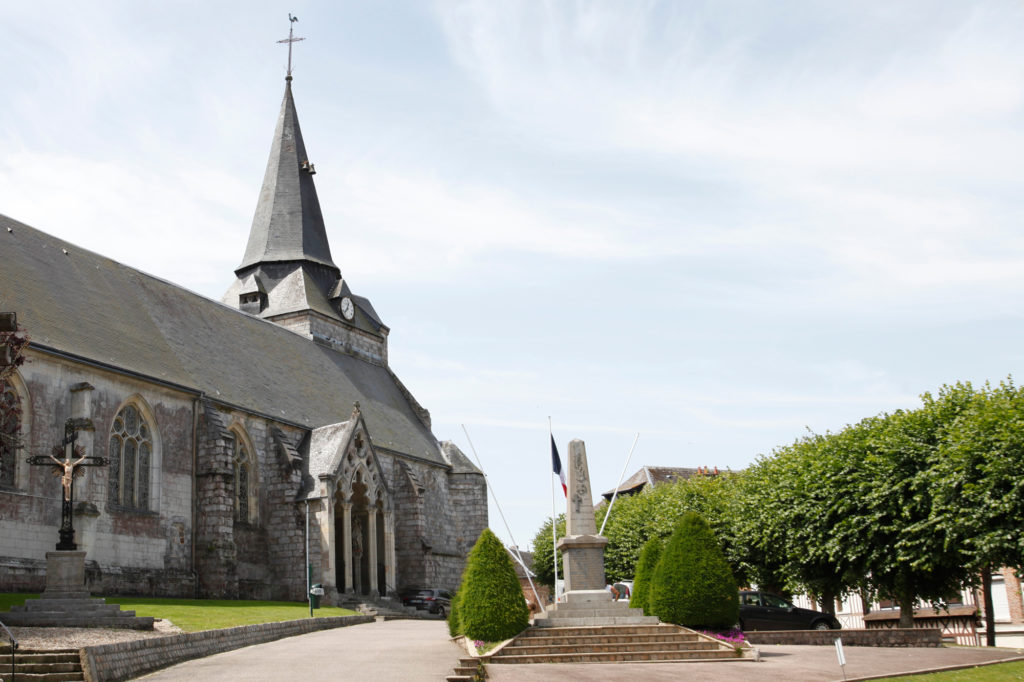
[44,550,90,600]
[533,439,658,627]
[2,418,154,629]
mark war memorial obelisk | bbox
[534,439,657,627]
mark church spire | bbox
[235,74,338,275]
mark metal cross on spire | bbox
[278,14,305,80]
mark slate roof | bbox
[237,79,337,274]
[601,465,721,500]
[0,213,449,466]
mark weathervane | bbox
[277,13,305,80]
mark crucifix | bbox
[277,13,305,79]
[27,419,108,551]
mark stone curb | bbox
[80,614,374,681]
[841,653,1024,681]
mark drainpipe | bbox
[191,394,203,598]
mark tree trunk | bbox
[898,592,916,629]
[982,567,996,647]
[821,586,837,615]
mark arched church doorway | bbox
[334,470,390,596]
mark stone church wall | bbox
[196,405,313,602]
[382,454,485,591]
[1,350,483,601]
[0,353,196,596]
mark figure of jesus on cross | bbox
[27,419,108,551]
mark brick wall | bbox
[80,615,374,682]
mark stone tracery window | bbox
[108,404,152,511]
[0,381,20,487]
[232,431,257,524]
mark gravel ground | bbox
[5,619,183,649]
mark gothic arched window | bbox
[108,404,152,511]
[231,431,257,524]
[0,381,20,487]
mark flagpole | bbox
[461,424,545,614]
[549,416,559,603]
[598,432,640,536]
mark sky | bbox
[2,1,1023,551]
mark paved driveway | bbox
[134,621,1024,682]
[135,619,463,682]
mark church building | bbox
[0,72,488,603]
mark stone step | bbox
[0,613,154,629]
[0,647,78,659]
[516,632,700,646]
[519,624,671,638]
[11,603,127,616]
[540,607,648,618]
[490,648,740,664]
[36,592,92,601]
[532,614,659,622]
[6,663,82,674]
[445,676,472,682]
[452,665,477,674]
[504,640,723,656]
[0,673,84,682]
[0,653,80,664]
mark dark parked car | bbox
[739,590,841,631]
[401,588,453,616]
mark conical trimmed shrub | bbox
[631,535,663,615]
[447,587,461,637]
[650,512,738,629]
[456,528,530,641]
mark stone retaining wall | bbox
[80,615,375,681]
[745,628,941,647]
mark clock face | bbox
[341,297,355,321]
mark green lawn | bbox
[0,593,359,632]
[880,660,1024,681]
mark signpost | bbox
[835,637,847,680]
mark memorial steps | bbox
[0,647,84,682]
[0,596,154,630]
[486,623,743,664]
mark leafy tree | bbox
[650,512,738,629]
[529,515,564,588]
[729,452,802,598]
[829,399,975,627]
[599,472,742,583]
[630,535,663,615]
[456,528,529,641]
[932,379,1024,644]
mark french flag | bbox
[551,435,567,497]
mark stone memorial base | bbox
[2,551,154,629]
[533,590,658,628]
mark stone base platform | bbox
[533,590,658,628]
[1,550,153,629]
[2,595,155,629]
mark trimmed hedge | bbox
[630,535,663,615]
[650,512,738,629]
[454,528,529,641]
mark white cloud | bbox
[0,151,250,298]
